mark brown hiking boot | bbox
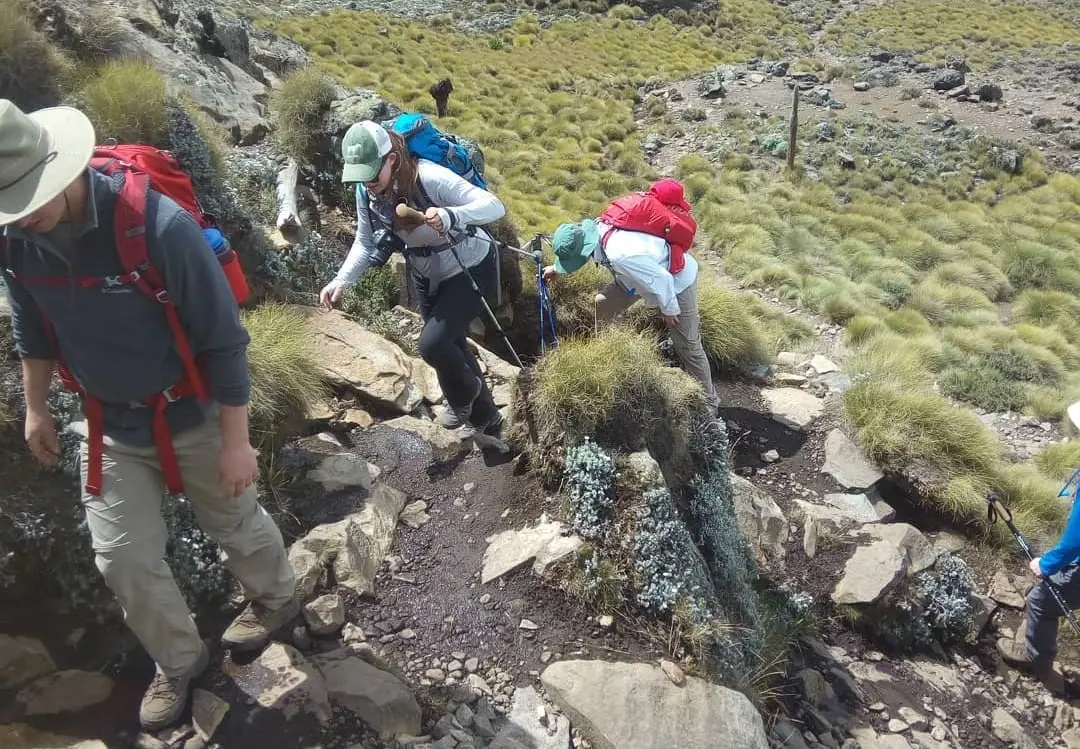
[221,596,299,652]
[997,634,1065,695]
[139,644,209,731]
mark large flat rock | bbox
[541,660,768,749]
[761,388,824,431]
[822,429,884,490]
[482,517,582,585]
[293,307,440,413]
[312,649,421,739]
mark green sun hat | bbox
[341,120,392,183]
[551,219,600,274]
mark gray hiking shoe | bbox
[458,410,504,443]
[438,404,471,430]
[139,644,209,731]
[997,631,1064,694]
[222,596,299,652]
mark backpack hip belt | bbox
[68,367,203,497]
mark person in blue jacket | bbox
[997,498,1080,693]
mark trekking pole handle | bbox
[396,202,429,225]
[986,491,1013,524]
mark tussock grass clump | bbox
[269,66,338,160]
[243,304,328,451]
[0,0,71,111]
[78,60,170,146]
[696,279,769,369]
[511,326,710,483]
[1035,442,1080,485]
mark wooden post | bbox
[787,86,799,175]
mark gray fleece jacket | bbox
[1,168,251,447]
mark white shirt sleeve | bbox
[418,161,505,233]
[610,253,680,316]
[333,186,380,286]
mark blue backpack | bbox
[383,112,487,190]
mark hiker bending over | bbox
[998,497,1080,693]
[543,179,719,412]
[319,120,505,440]
[0,100,297,731]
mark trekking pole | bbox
[986,491,1080,637]
[395,204,524,369]
[461,227,559,354]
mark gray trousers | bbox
[1026,564,1080,666]
[594,277,719,409]
[78,408,296,678]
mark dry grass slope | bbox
[824,0,1080,69]
[264,9,787,236]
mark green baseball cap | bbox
[552,219,600,274]
[341,120,392,183]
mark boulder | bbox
[541,660,768,749]
[990,570,1026,609]
[223,643,330,723]
[832,523,938,605]
[822,430,883,490]
[294,307,439,413]
[192,689,230,741]
[493,685,570,749]
[482,516,583,584]
[382,416,466,462]
[625,451,665,490]
[303,594,346,636]
[823,493,880,524]
[249,28,310,76]
[313,648,422,739]
[399,500,432,529]
[0,635,56,689]
[288,484,407,598]
[307,453,381,493]
[808,354,839,375]
[991,708,1038,749]
[115,29,270,145]
[932,69,965,91]
[730,474,788,567]
[17,670,114,716]
[762,388,824,430]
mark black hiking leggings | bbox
[414,246,500,424]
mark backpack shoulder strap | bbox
[109,163,207,400]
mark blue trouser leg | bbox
[1026,564,1080,667]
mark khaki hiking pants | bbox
[595,278,720,410]
[76,406,295,678]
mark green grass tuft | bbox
[78,60,170,146]
[269,65,339,160]
[243,303,329,451]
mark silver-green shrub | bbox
[563,438,617,539]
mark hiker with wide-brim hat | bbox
[543,206,719,412]
[319,119,508,441]
[0,99,297,731]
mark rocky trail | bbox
[6,297,1080,749]
[5,1,1080,748]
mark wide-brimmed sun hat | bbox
[551,219,601,274]
[0,99,96,225]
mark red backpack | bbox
[598,192,697,275]
[10,144,251,498]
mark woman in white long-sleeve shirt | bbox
[319,120,506,438]
[542,210,719,412]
